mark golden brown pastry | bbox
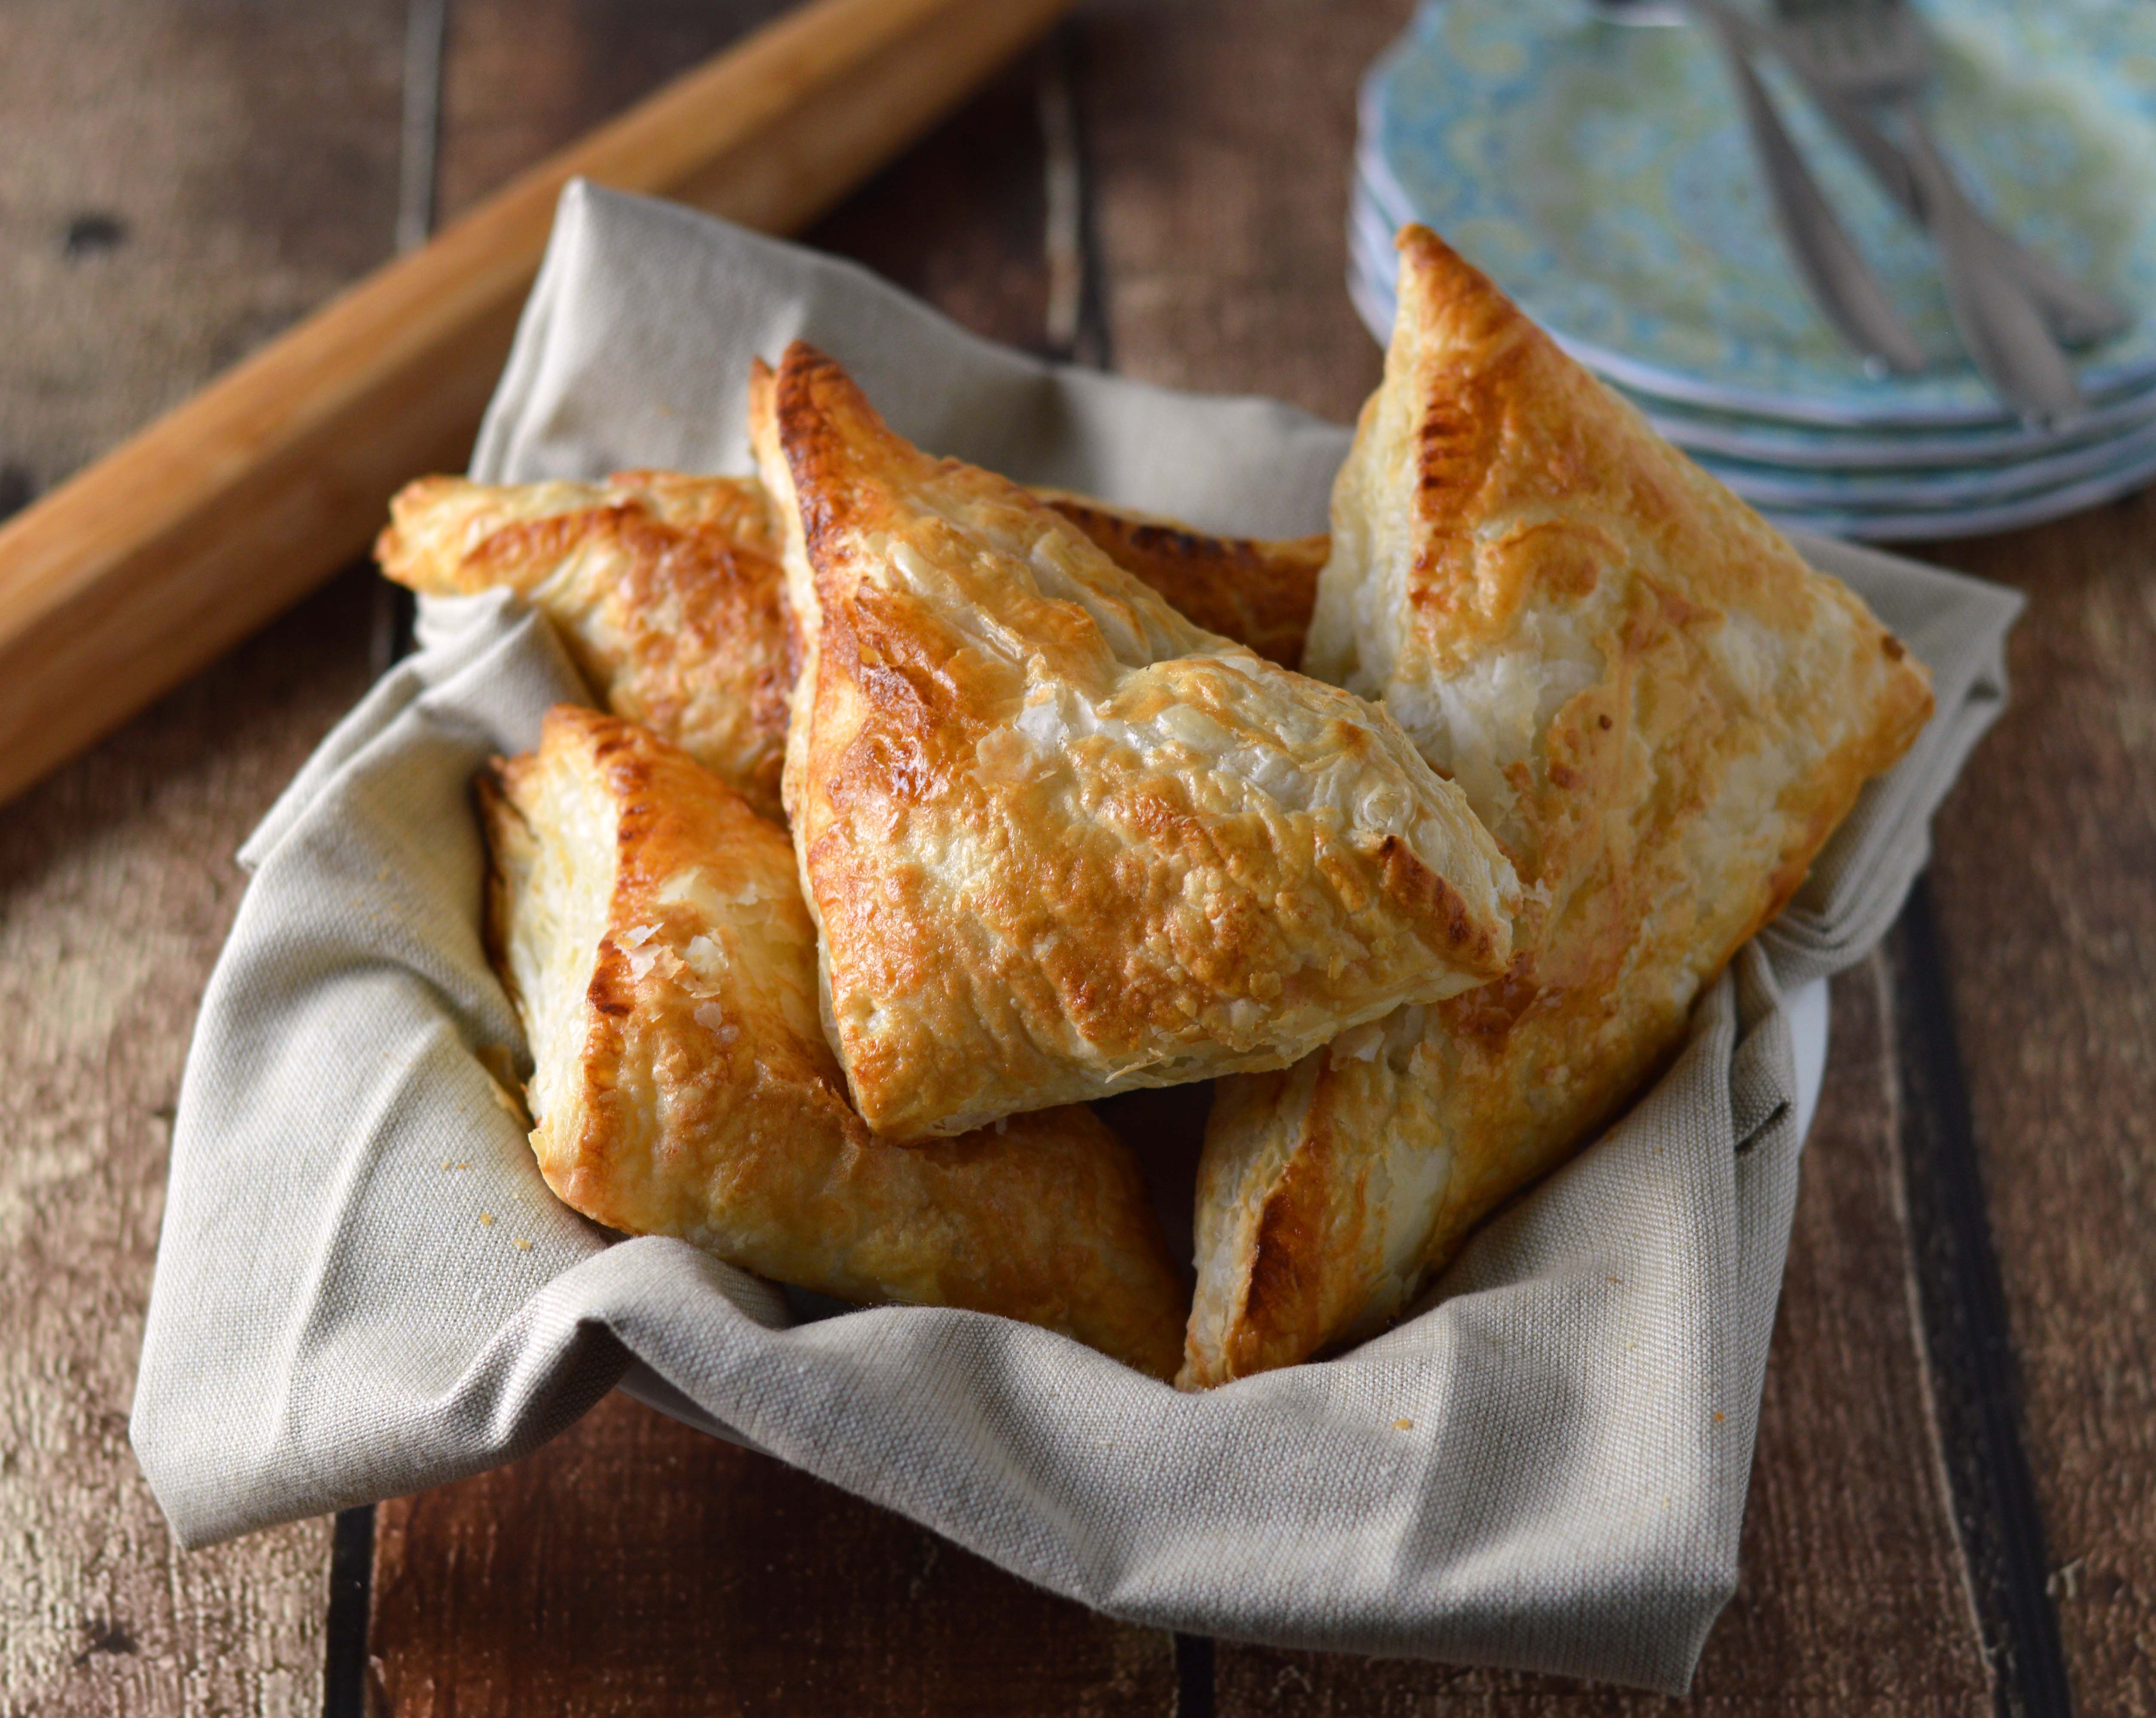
[380,472,1328,823]
[1182,226,1934,1389]
[480,704,1187,1378]
[381,469,793,819]
[749,342,1520,1144]
[1030,489,1325,669]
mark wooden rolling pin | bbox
[0,0,1069,808]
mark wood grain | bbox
[0,0,1073,811]
[0,2,399,506]
[801,47,1060,359]
[432,0,798,223]
[0,578,377,1717]
[369,1391,1176,1718]
[436,1,1056,356]
[1077,0,1407,423]
[0,3,412,1709]
[1911,493,2156,1715]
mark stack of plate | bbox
[1350,0,2156,540]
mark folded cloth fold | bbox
[131,181,2021,1694]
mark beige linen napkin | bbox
[131,183,2021,1694]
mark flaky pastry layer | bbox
[1029,489,1325,670]
[383,469,793,819]
[481,704,1188,1378]
[1182,226,1934,1388]
[750,343,1520,1143]
[381,472,1329,826]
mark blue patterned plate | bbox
[1632,385,2156,469]
[1688,414,2156,507]
[1348,187,2156,469]
[1348,212,2156,536]
[1747,438,2156,536]
[1363,0,2156,427]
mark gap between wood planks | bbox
[365,0,441,682]
[323,1504,376,1718]
[338,3,438,1700]
[1890,880,2075,1718]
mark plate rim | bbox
[1346,223,2156,533]
[1359,0,2156,428]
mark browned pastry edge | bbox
[1178,222,1936,1389]
[1032,489,1325,669]
[478,704,1189,1379]
[377,469,1335,824]
[754,339,1518,1142]
[384,471,792,820]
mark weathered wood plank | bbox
[1911,493,2156,1716]
[370,1391,1177,1717]
[1077,0,1404,423]
[0,576,379,1718]
[433,0,794,225]
[437,0,1055,360]
[0,3,411,1711]
[0,0,404,506]
[801,47,1057,359]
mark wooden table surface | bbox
[1,2,2150,1713]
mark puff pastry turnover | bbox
[1182,226,1934,1388]
[749,342,1520,1143]
[382,469,793,819]
[481,704,1187,1378]
[381,472,1328,824]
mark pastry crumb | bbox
[1713,1410,1726,1424]
[479,1212,495,1227]
[1393,1418,1413,1431]
[513,1237,532,1251]
[486,1079,529,1126]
